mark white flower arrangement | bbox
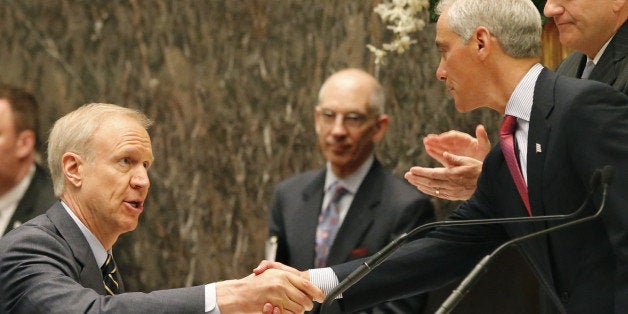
[367,0,430,66]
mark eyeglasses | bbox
[316,107,375,129]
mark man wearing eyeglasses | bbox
[267,68,435,313]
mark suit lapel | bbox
[560,52,585,78]
[590,21,627,84]
[6,166,47,233]
[518,69,565,307]
[7,201,36,234]
[326,161,381,265]
[297,170,326,267]
[47,202,107,294]
[527,69,554,216]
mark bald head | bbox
[318,69,385,116]
[314,68,389,177]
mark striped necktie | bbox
[102,253,120,295]
[500,115,532,216]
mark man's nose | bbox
[330,115,348,135]
[130,168,150,189]
[543,0,564,18]
[436,62,447,81]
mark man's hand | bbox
[216,267,323,314]
[405,125,490,201]
[424,125,491,164]
[255,261,317,314]
[253,260,304,277]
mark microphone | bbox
[435,165,614,314]
[320,168,604,313]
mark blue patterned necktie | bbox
[314,183,349,268]
[102,253,120,295]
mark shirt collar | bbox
[324,155,374,194]
[504,63,544,121]
[61,201,109,268]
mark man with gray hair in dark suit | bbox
[406,0,627,206]
[0,103,323,313]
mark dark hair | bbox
[0,84,40,145]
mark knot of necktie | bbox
[500,115,517,137]
[330,183,349,206]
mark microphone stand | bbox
[319,168,604,313]
[435,166,613,314]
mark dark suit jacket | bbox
[270,159,435,313]
[555,20,628,94]
[331,69,628,314]
[3,163,56,235]
[0,202,205,313]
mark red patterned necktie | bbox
[500,115,532,216]
[315,183,349,267]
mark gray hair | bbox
[47,103,152,196]
[317,69,386,116]
[436,0,542,58]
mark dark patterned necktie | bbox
[500,115,532,216]
[315,182,349,267]
[102,254,120,295]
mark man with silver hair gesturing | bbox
[256,0,628,312]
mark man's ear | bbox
[314,108,322,135]
[62,152,83,188]
[372,114,389,143]
[15,130,36,159]
[473,26,493,60]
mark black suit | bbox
[0,202,205,313]
[270,159,434,313]
[3,163,55,235]
[556,20,628,94]
[330,69,628,313]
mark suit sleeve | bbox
[0,225,204,313]
[351,193,436,313]
[332,170,509,312]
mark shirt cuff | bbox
[309,267,341,299]
[205,283,221,313]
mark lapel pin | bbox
[535,143,542,153]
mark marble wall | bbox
[4,1,554,311]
